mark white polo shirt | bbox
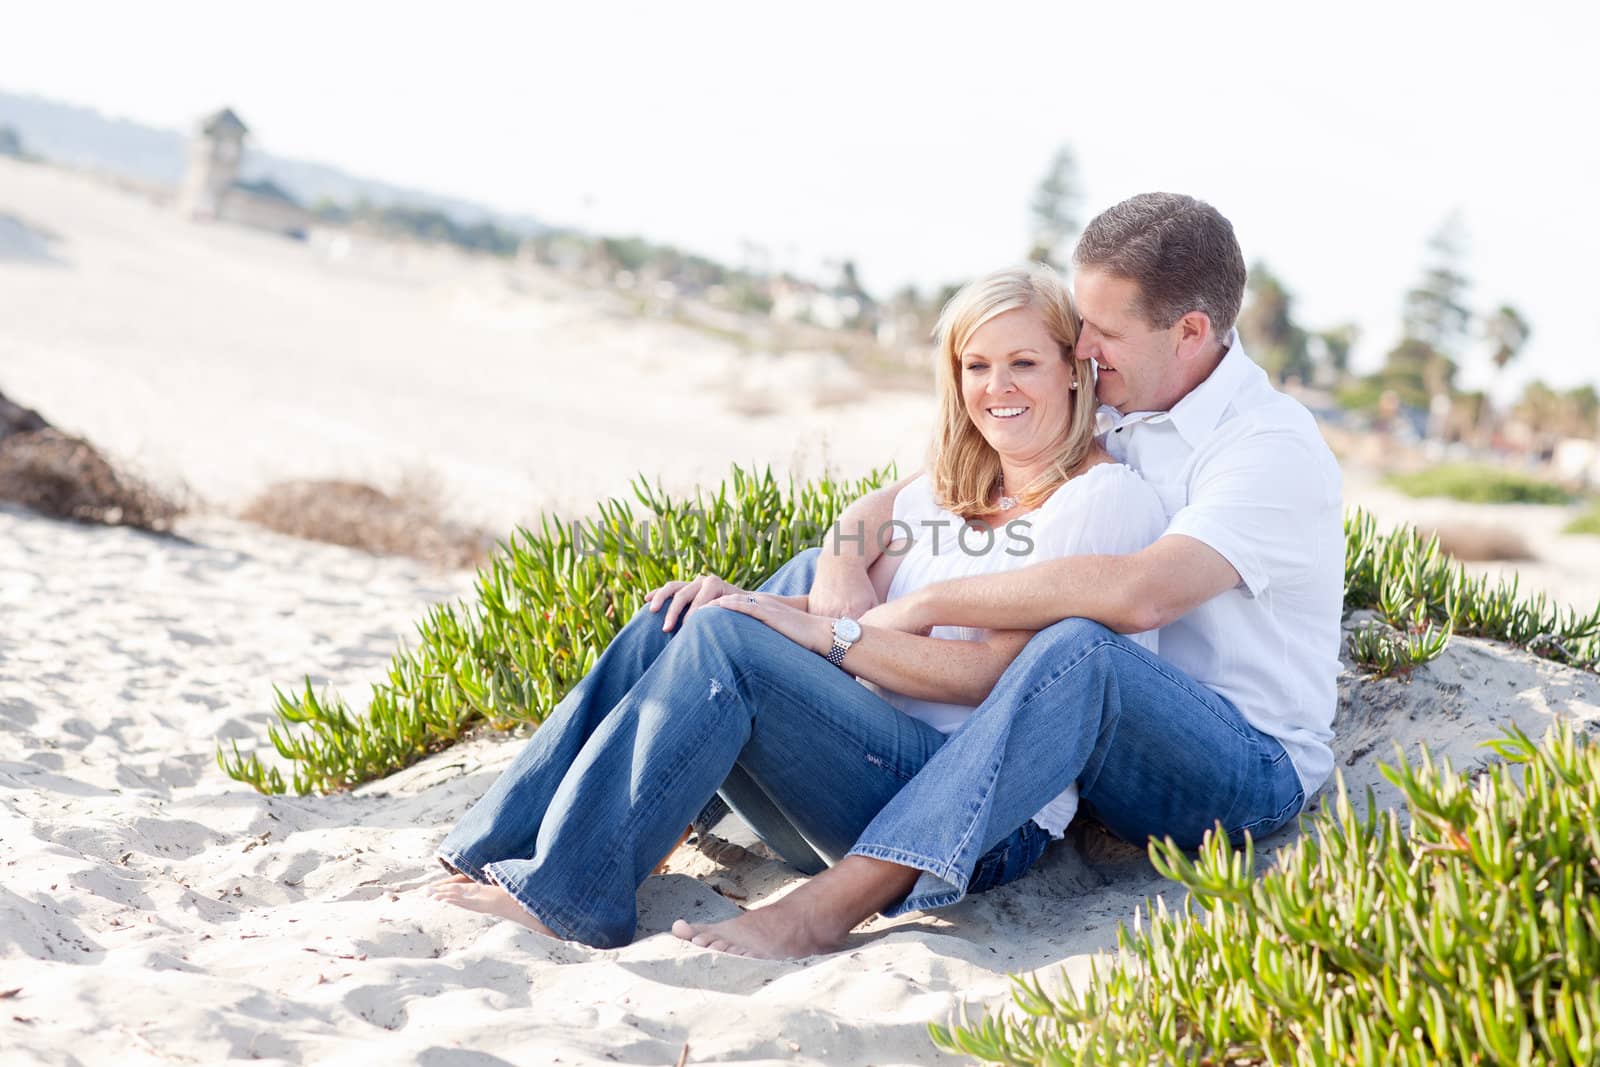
[1101,335,1343,799]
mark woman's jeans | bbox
[437,547,1304,949]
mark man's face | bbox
[1073,268,1183,414]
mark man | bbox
[672,192,1343,959]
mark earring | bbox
[1069,380,1079,390]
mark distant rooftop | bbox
[232,177,302,207]
[201,108,249,138]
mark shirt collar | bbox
[1099,331,1262,448]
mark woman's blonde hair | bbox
[928,264,1097,518]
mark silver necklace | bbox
[996,479,1018,512]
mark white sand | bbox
[4,159,1600,1065]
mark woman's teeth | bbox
[989,407,1028,418]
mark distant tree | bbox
[0,124,22,159]
[1486,303,1532,372]
[1515,380,1560,443]
[1237,261,1311,383]
[1026,145,1081,270]
[1371,214,1472,430]
[1403,214,1472,362]
[836,260,869,301]
[1379,337,1456,411]
[1315,323,1360,380]
[1560,384,1600,439]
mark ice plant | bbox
[1343,509,1598,676]
[218,463,894,794]
[931,722,1600,1066]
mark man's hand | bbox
[805,562,879,621]
[859,593,932,636]
[646,573,748,632]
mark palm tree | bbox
[1486,304,1532,373]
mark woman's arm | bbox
[712,594,1032,707]
[807,472,921,618]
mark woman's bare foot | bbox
[672,855,921,960]
[427,879,561,940]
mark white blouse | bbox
[874,463,1166,836]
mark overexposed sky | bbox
[5,0,1597,394]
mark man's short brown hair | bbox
[1072,192,1247,340]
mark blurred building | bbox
[178,108,310,238]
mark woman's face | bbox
[959,305,1075,466]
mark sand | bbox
[4,157,1600,1066]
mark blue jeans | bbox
[437,548,1304,946]
[437,548,1045,947]
[851,612,1307,912]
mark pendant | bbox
[997,495,1018,512]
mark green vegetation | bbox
[218,464,893,794]
[1342,508,1598,674]
[931,722,1600,1065]
[1566,502,1600,537]
[1385,463,1573,506]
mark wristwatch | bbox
[826,617,862,667]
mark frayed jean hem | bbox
[436,848,489,884]
[481,861,607,947]
[846,843,969,917]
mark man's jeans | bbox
[437,547,1304,948]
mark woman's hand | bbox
[711,593,832,656]
[646,573,747,632]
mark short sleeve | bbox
[1163,429,1341,598]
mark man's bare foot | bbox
[671,900,838,960]
[427,879,561,939]
[671,855,921,960]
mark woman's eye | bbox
[964,363,987,373]
[1013,360,1036,368]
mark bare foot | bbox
[428,879,561,939]
[672,855,920,960]
[671,901,838,960]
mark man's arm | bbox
[864,534,1242,636]
[806,471,921,619]
[840,625,1034,706]
[715,591,1035,707]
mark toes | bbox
[670,919,698,941]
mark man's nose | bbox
[1076,327,1100,361]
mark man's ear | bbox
[1175,311,1213,361]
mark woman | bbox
[430,265,1167,951]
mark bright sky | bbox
[6,0,1597,395]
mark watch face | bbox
[835,617,863,643]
